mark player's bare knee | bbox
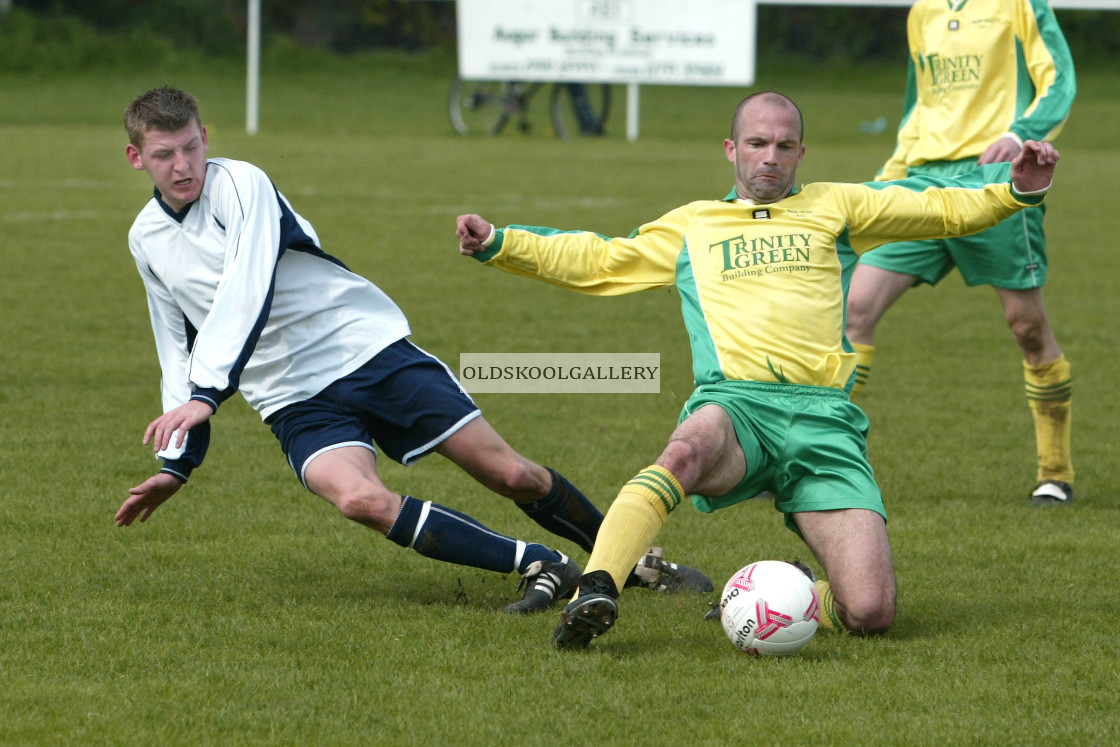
[845,299,874,339]
[850,608,894,636]
[332,484,399,528]
[486,458,548,501]
[659,437,703,479]
[1008,315,1046,353]
[840,589,895,635]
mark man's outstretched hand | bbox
[1010,140,1060,194]
[143,399,214,453]
[116,472,183,526]
[456,214,494,256]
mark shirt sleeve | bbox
[1010,0,1077,144]
[186,163,285,411]
[878,49,921,182]
[132,242,210,481]
[843,162,1043,255]
[472,207,690,295]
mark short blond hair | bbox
[124,86,202,148]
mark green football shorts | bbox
[859,158,1048,289]
[680,380,886,534]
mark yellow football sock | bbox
[850,343,874,400]
[1024,355,1074,484]
[582,466,683,594]
[814,580,849,634]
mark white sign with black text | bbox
[456,0,757,86]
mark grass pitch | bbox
[1,50,1118,745]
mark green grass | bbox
[2,51,1118,745]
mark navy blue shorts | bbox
[266,338,481,487]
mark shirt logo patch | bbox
[708,232,813,280]
[948,19,959,30]
[752,209,771,220]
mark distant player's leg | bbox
[844,263,918,399]
[554,405,743,649]
[794,508,896,635]
[997,287,1074,505]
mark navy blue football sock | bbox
[515,468,603,553]
[386,496,559,574]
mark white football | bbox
[719,560,820,656]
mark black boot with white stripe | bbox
[504,554,582,614]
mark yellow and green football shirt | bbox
[473,166,1042,392]
[879,0,1075,180]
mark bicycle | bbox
[448,77,611,138]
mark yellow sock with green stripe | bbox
[850,343,874,399]
[1024,355,1074,484]
[814,580,849,634]
[581,466,684,595]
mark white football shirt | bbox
[129,157,410,468]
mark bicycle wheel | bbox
[549,83,611,139]
[448,76,512,135]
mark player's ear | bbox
[126,143,144,171]
[724,138,736,163]
[201,125,209,154]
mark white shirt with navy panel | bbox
[129,157,410,477]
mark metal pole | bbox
[626,83,640,143]
[246,0,261,135]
